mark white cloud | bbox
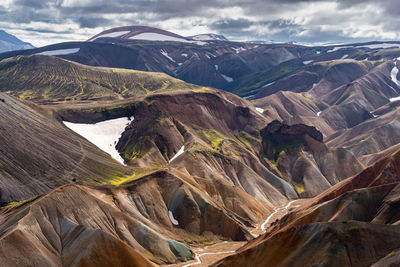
[2,0,400,46]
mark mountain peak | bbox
[87,25,192,43]
[188,33,228,41]
[0,29,34,52]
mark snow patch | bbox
[232,47,246,54]
[256,107,264,113]
[244,94,256,100]
[221,74,233,82]
[36,48,80,56]
[63,117,132,164]
[214,64,219,71]
[316,51,321,54]
[390,96,400,102]
[181,53,188,57]
[190,34,226,41]
[262,81,275,88]
[327,46,353,53]
[358,43,400,49]
[169,145,185,163]
[130,32,191,43]
[391,66,400,86]
[95,31,130,39]
[160,49,175,62]
[194,41,207,46]
[341,54,349,59]
[303,60,314,65]
[317,111,321,117]
[168,210,179,225]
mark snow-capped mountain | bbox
[88,25,194,43]
[0,30,34,53]
[188,33,228,41]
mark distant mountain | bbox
[87,25,194,43]
[188,33,228,41]
[246,40,277,44]
[0,34,309,92]
[0,30,34,52]
[3,27,400,266]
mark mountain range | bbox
[0,25,400,266]
[0,30,34,53]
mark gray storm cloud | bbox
[1,0,399,46]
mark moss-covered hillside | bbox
[0,55,199,103]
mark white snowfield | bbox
[263,81,275,88]
[63,117,132,165]
[169,145,185,163]
[221,74,233,82]
[192,34,213,41]
[191,34,226,41]
[328,43,400,53]
[391,66,400,86]
[390,96,400,102]
[160,49,175,62]
[327,46,353,53]
[359,43,400,49]
[94,31,130,39]
[303,60,314,65]
[256,107,264,113]
[36,48,80,56]
[168,210,179,225]
[129,32,191,43]
[232,47,246,54]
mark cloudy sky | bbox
[1,0,400,47]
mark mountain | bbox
[0,26,318,92]
[0,30,34,53]
[0,40,307,91]
[188,33,228,41]
[2,27,400,266]
[0,55,199,104]
[0,55,282,264]
[87,25,193,43]
[0,92,134,203]
[215,147,400,267]
[260,120,364,197]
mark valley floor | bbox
[166,199,308,267]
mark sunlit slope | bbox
[0,55,199,103]
[0,93,134,204]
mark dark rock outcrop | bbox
[261,120,323,160]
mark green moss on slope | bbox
[0,55,198,104]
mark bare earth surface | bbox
[163,242,245,267]
[165,199,308,267]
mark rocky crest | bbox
[261,120,323,160]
